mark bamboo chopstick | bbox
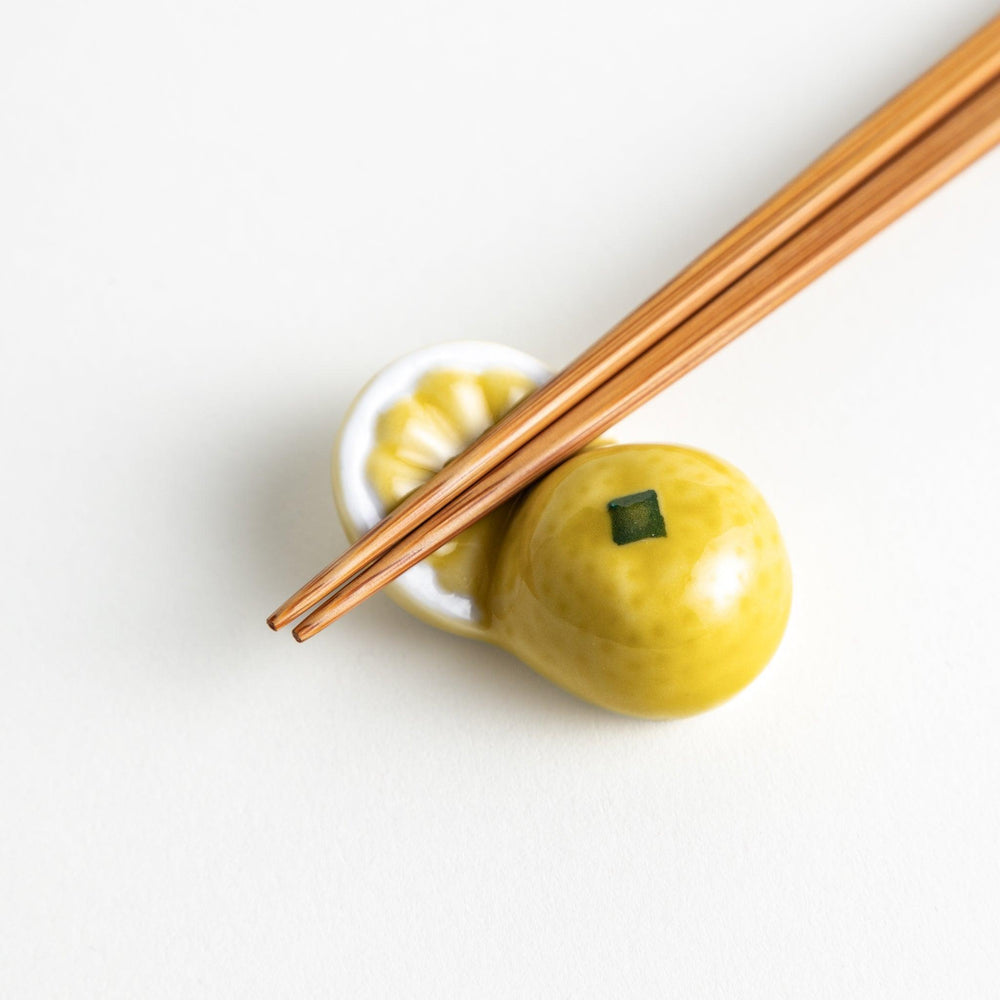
[290,74,1000,641]
[267,15,1000,633]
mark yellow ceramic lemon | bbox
[488,445,792,718]
[334,342,792,719]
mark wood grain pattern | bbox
[291,74,1000,641]
[269,16,1000,636]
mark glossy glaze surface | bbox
[364,367,537,610]
[489,445,792,718]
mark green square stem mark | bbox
[606,489,667,545]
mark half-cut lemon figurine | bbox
[334,342,791,719]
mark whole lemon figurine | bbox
[333,345,793,720]
[488,444,792,719]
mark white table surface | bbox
[3,2,999,996]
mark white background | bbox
[3,1,999,996]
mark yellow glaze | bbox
[489,445,792,718]
[365,368,536,611]
[357,365,791,720]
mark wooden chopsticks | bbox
[289,75,1000,641]
[271,17,1000,640]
